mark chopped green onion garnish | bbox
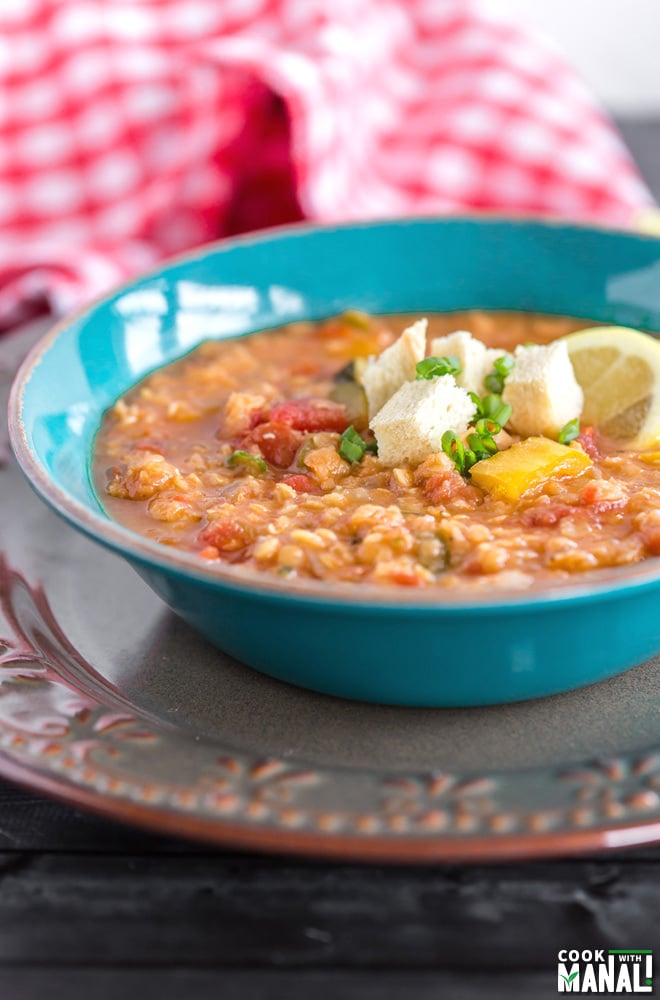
[227,450,268,474]
[494,353,515,377]
[436,353,515,479]
[442,430,462,469]
[339,425,374,463]
[484,372,503,393]
[474,417,501,437]
[558,418,580,445]
[416,355,461,380]
[444,382,514,479]
[467,434,490,459]
[495,402,512,427]
[480,394,500,417]
[478,395,511,427]
[467,432,498,457]
[484,353,515,394]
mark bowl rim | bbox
[9,212,660,613]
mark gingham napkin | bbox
[0,0,653,329]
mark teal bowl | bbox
[9,217,660,706]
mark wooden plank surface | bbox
[0,848,659,967]
[0,969,562,1000]
[1,780,660,996]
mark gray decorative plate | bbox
[3,322,660,861]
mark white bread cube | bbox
[502,341,583,439]
[370,375,476,467]
[429,330,505,395]
[360,319,427,418]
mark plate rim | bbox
[2,750,660,862]
[5,238,660,862]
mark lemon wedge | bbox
[563,326,660,447]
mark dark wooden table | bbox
[2,120,660,1000]
[2,782,660,999]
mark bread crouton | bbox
[502,342,583,439]
[370,375,476,466]
[360,319,427,418]
[428,330,504,394]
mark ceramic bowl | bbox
[9,217,660,706]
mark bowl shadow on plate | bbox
[125,604,660,776]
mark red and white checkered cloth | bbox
[0,0,653,329]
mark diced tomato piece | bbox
[577,426,601,460]
[247,422,303,468]
[268,398,349,433]
[319,319,349,340]
[281,474,322,494]
[248,408,267,429]
[290,361,318,376]
[389,569,424,586]
[199,545,220,560]
[642,526,660,555]
[423,471,481,505]
[579,481,627,514]
[521,504,575,527]
[199,520,253,552]
[581,484,599,507]
[318,318,386,356]
[132,442,165,455]
[580,482,601,505]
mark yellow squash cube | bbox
[470,436,591,502]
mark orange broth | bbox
[94,312,660,589]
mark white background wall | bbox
[482,0,660,114]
